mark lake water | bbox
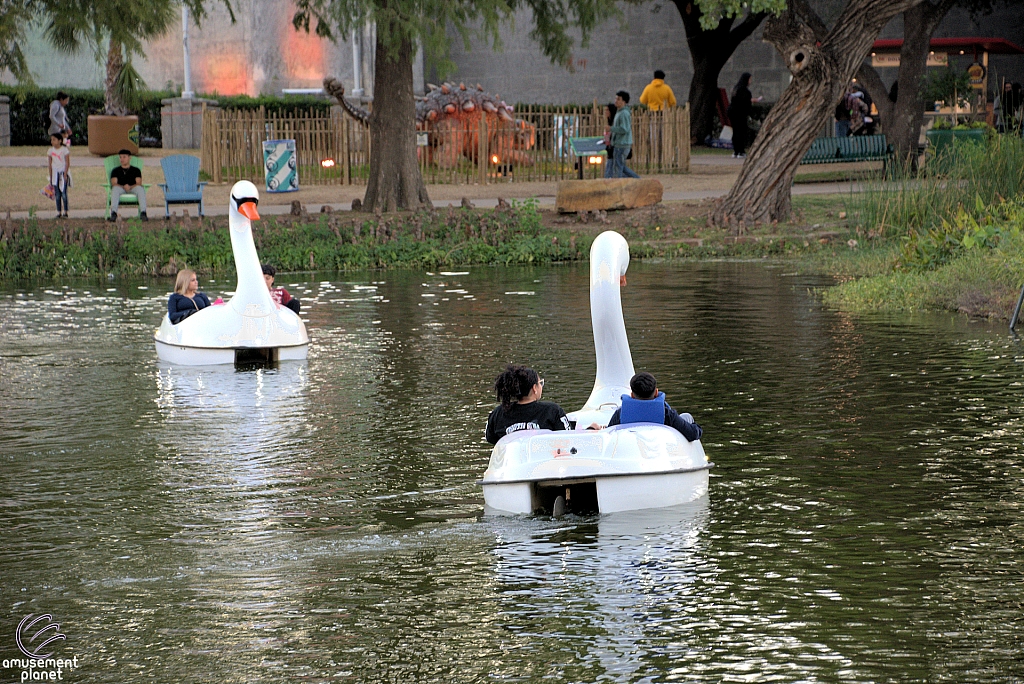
[1,261,1022,683]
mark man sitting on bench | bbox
[606,371,703,441]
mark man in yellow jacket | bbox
[640,70,677,111]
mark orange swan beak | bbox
[239,202,260,221]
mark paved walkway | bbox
[3,182,861,220]
[0,153,744,169]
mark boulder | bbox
[556,178,663,213]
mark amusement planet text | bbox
[3,657,80,681]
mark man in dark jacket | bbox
[606,372,702,441]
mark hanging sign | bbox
[262,139,298,193]
[870,52,948,67]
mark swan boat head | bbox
[230,180,261,223]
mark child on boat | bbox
[606,372,702,441]
[261,264,300,314]
[485,364,572,444]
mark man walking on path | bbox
[640,70,676,111]
[609,91,640,179]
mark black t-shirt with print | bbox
[485,400,571,444]
[110,165,142,187]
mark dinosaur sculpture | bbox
[324,76,536,168]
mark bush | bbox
[207,94,333,115]
[0,86,173,147]
[0,200,592,279]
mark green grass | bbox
[819,232,1024,318]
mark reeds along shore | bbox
[0,202,571,278]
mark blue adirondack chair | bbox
[158,154,207,218]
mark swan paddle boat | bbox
[154,180,310,365]
[480,230,711,515]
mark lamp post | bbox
[182,5,194,98]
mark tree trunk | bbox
[711,0,927,227]
[362,34,431,213]
[105,38,126,116]
[672,1,766,144]
[687,50,729,144]
[857,0,954,168]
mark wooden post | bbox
[212,106,222,184]
[479,115,488,185]
[682,103,691,173]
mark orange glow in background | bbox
[196,52,252,95]
[280,17,327,83]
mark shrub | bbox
[207,94,333,115]
[0,86,172,147]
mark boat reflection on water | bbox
[152,361,311,535]
[485,499,712,678]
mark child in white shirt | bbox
[47,133,71,218]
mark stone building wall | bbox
[5,0,1021,103]
[440,5,792,106]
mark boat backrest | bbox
[619,392,666,425]
[160,154,201,193]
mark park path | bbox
[2,151,867,219]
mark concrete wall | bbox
[441,5,791,106]
[3,0,386,98]
[6,0,1021,103]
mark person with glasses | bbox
[485,364,571,444]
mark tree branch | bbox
[725,9,767,51]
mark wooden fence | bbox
[201,102,689,186]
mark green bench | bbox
[800,134,892,167]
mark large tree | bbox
[295,0,622,213]
[711,0,927,227]
[672,1,768,144]
[0,0,231,114]
[855,0,998,167]
[0,0,37,83]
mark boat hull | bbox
[480,424,712,515]
[483,468,709,515]
[154,339,308,365]
[153,304,309,366]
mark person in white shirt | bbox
[47,133,71,218]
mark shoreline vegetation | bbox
[3,136,1023,322]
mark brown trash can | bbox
[87,115,140,156]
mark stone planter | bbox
[925,128,986,154]
[87,115,140,156]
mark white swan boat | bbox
[480,231,711,515]
[154,181,310,365]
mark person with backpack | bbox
[605,372,703,441]
[47,92,71,143]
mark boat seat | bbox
[619,392,666,425]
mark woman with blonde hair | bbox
[168,268,212,324]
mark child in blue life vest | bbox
[606,371,702,441]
